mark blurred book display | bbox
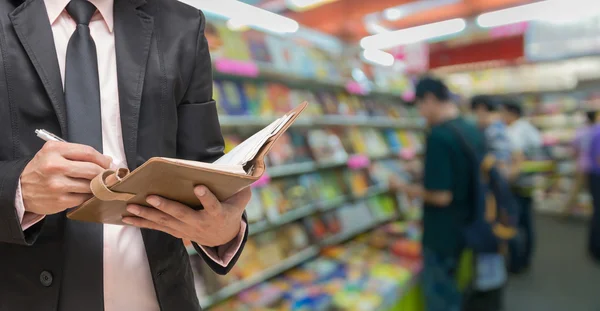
[181,15,426,311]
[169,2,600,309]
[193,219,424,310]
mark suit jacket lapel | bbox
[9,0,67,136]
[114,0,154,169]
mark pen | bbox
[35,129,120,169]
[35,129,67,143]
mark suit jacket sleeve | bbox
[0,158,45,245]
[176,10,247,275]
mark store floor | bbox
[505,214,600,311]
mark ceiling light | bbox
[476,1,551,28]
[383,8,405,21]
[181,0,299,34]
[360,18,466,50]
[361,49,395,67]
[363,14,390,34]
[365,22,391,34]
[383,0,461,21]
[226,19,249,31]
[476,0,600,28]
[286,0,338,11]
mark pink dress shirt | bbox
[13,0,246,309]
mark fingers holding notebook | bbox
[122,186,250,247]
[196,185,251,216]
[66,103,308,225]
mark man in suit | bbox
[0,0,249,310]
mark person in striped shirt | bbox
[469,95,512,310]
[471,95,513,176]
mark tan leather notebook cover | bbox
[67,102,308,225]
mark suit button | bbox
[40,271,53,287]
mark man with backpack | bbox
[391,77,485,311]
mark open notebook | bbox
[160,111,296,175]
[67,102,308,225]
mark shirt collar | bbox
[92,0,114,32]
[44,0,114,33]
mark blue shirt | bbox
[484,120,512,164]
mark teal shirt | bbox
[422,117,485,257]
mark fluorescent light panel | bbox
[362,49,395,67]
[383,8,406,21]
[286,0,337,11]
[365,22,392,34]
[180,0,299,33]
[384,0,462,21]
[226,19,249,31]
[360,18,466,50]
[477,0,600,28]
[477,1,550,28]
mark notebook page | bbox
[240,112,296,165]
[214,116,285,166]
[214,121,280,166]
[160,158,247,174]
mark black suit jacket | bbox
[0,0,247,310]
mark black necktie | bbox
[59,1,104,310]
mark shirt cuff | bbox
[15,180,45,231]
[196,220,246,268]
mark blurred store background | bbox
[179,0,600,310]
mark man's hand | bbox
[20,141,112,215]
[389,176,426,201]
[389,176,407,192]
[122,186,251,247]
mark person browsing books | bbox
[390,77,485,311]
[0,1,250,310]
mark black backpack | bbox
[448,124,519,254]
